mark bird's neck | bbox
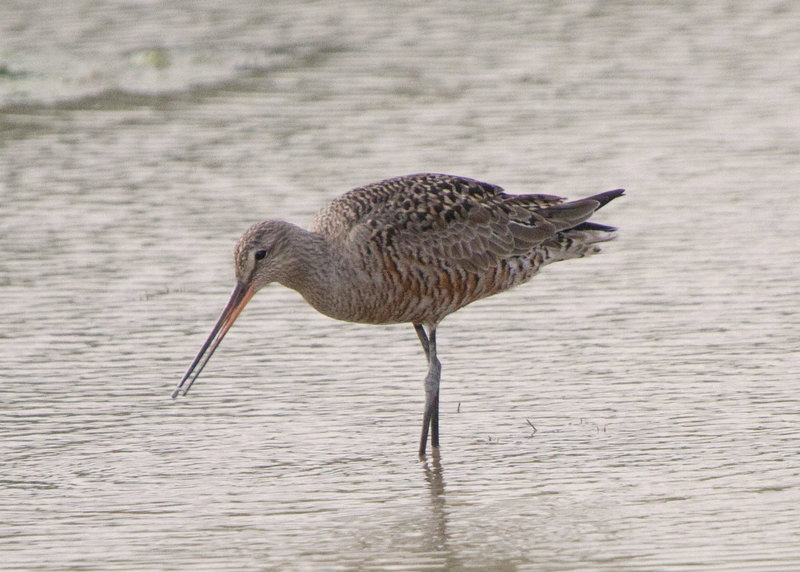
[277,227,350,320]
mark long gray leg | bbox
[415,323,441,457]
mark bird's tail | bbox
[539,189,624,262]
[583,188,626,209]
[538,189,624,229]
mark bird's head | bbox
[233,220,299,293]
[172,220,306,398]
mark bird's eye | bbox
[254,250,267,261]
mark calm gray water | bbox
[2,1,799,570]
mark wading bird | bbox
[172,173,623,457]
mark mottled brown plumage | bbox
[173,173,624,457]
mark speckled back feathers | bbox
[305,173,623,325]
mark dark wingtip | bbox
[571,221,618,232]
[590,188,625,208]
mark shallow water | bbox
[2,1,799,570]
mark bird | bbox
[172,173,624,457]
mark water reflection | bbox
[421,452,448,560]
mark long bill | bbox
[171,281,255,398]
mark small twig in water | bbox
[526,418,537,434]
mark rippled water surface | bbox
[2,1,799,570]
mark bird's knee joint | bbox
[425,360,441,393]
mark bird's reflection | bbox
[422,450,445,502]
[420,450,460,567]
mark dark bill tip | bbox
[171,282,255,398]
